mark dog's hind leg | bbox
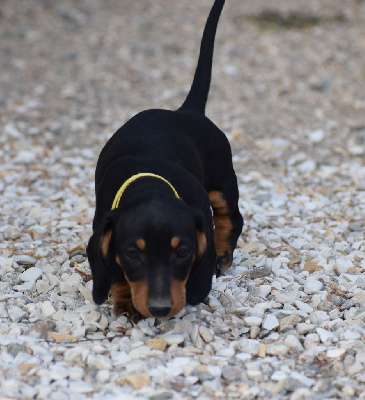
[209,175,243,270]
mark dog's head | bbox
[88,192,208,318]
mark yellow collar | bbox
[111,172,180,210]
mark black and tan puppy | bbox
[87,0,243,319]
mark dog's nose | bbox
[148,297,172,317]
[148,306,172,318]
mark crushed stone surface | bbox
[1,0,365,399]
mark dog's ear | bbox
[185,208,216,305]
[87,211,115,305]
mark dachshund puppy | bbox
[87,0,243,319]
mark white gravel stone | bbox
[271,371,288,381]
[284,335,304,350]
[255,284,272,298]
[239,339,259,355]
[163,334,185,345]
[273,290,297,304]
[327,348,346,358]
[8,306,27,322]
[199,326,214,343]
[216,347,235,357]
[304,278,323,294]
[343,330,361,341]
[69,381,93,393]
[243,316,262,327]
[14,150,37,163]
[308,129,325,143]
[266,343,289,356]
[297,323,316,335]
[19,267,43,282]
[235,352,252,362]
[14,281,36,292]
[309,311,330,324]
[14,255,37,265]
[96,369,110,383]
[262,314,279,330]
[297,160,316,173]
[316,327,338,344]
[294,300,314,314]
[291,371,315,387]
[41,301,56,317]
[95,355,112,370]
[0,256,13,267]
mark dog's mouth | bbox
[129,279,187,319]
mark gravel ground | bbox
[1,0,365,399]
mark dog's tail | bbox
[178,0,225,114]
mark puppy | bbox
[87,0,243,319]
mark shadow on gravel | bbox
[235,10,347,30]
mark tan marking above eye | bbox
[135,238,146,250]
[171,236,180,249]
[116,256,122,267]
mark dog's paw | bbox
[217,251,233,270]
[114,300,140,323]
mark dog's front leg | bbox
[110,281,140,322]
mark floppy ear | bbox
[185,208,216,305]
[87,212,115,305]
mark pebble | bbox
[243,316,262,327]
[13,255,37,265]
[8,306,27,323]
[239,339,259,355]
[199,326,214,343]
[304,278,323,294]
[262,314,279,330]
[297,160,316,173]
[308,129,325,143]
[14,281,36,292]
[41,301,56,317]
[309,311,330,324]
[327,348,346,358]
[273,290,297,304]
[272,371,288,381]
[266,343,289,356]
[316,327,338,344]
[255,284,271,298]
[216,347,235,357]
[96,370,110,384]
[284,335,303,350]
[163,334,185,346]
[68,381,93,393]
[294,300,314,314]
[19,267,43,282]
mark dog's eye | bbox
[176,246,190,258]
[124,249,139,260]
